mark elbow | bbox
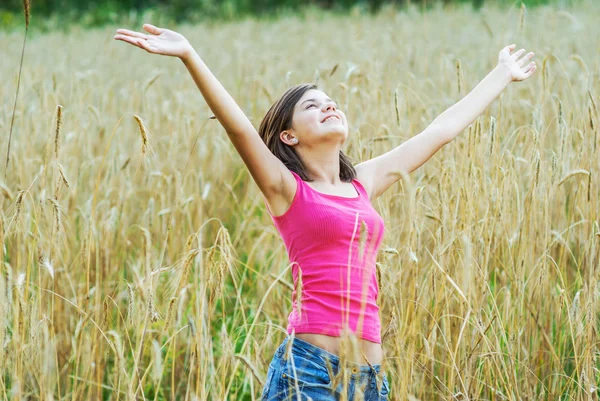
[428,123,454,146]
[441,133,454,146]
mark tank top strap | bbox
[289,170,310,198]
[351,177,369,200]
[290,170,366,201]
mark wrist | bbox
[493,64,513,86]
[180,46,196,63]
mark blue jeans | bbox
[260,336,390,401]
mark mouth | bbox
[321,115,341,123]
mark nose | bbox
[323,101,336,111]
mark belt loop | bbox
[278,337,288,358]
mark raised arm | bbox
[114,24,292,200]
[356,44,537,201]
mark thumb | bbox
[501,44,515,55]
[143,23,164,35]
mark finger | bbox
[114,34,144,48]
[518,52,534,67]
[143,24,164,35]
[523,61,536,72]
[512,48,526,60]
[505,44,516,53]
[525,64,537,78]
[137,38,153,52]
[500,44,513,55]
[115,28,148,40]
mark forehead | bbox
[297,89,331,105]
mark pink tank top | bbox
[263,170,385,343]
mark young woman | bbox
[115,23,536,401]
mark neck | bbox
[298,147,342,184]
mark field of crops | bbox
[1,1,599,400]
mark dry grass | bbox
[1,1,599,400]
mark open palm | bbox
[497,44,536,82]
[114,24,192,59]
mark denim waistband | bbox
[276,335,382,375]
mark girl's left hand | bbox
[497,44,537,82]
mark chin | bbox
[325,125,347,134]
[324,130,347,140]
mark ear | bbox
[280,130,296,145]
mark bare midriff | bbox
[296,333,383,366]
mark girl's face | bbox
[286,89,348,146]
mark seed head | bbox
[23,0,30,29]
[54,105,63,159]
[133,115,148,156]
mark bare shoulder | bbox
[263,168,297,217]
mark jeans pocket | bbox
[261,361,277,401]
[280,352,333,399]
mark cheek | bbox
[305,113,322,128]
[340,113,348,126]
[293,112,308,125]
[304,114,318,128]
[293,113,318,134]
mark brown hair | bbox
[258,83,357,183]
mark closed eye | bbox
[305,102,338,109]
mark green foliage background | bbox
[0,0,571,30]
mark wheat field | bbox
[0,1,599,400]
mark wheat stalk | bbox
[5,0,31,178]
[127,283,135,328]
[47,197,61,239]
[0,215,4,264]
[151,340,163,382]
[456,59,464,95]
[234,354,264,388]
[557,169,590,186]
[0,183,13,200]
[133,115,148,156]
[295,265,303,320]
[488,116,496,156]
[54,105,63,159]
[143,72,163,95]
[13,190,25,233]
[57,163,70,188]
[519,2,526,35]
[533,150,541,188]
[394,88,400,127]
[23,0,30,28]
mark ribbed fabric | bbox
[263,170,385,343]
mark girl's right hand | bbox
[114,24,193,59]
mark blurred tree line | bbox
[0,0,558,27]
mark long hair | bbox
[258,83,357,183]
